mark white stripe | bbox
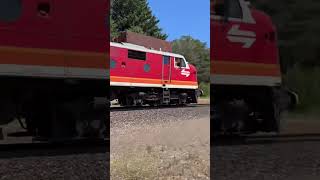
[211,74,281,86]
[67,67,109,79]
[111,81,198,89]
[111,82,162,87]
[0,64,64,78]
[166,84,198,89]
[0,64,109,79]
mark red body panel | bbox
[211,10,279,65]
[210,0,281,86]
[110,44,198,89]
[0,0,109,79]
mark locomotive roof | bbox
[110,42,185,59]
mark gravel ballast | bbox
[111,105,209,128]
[0,153,109,180]
[110,105,210,179]
[212,142,320,180]
[0,120,109,180]
[212,117,320,180]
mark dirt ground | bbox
[110,107,210,179]
[197,98,210,105]
[282,113,320,134]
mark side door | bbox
[162,55,172,84]
[211,0,258,80]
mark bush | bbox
[284,66,320,112]
[199,82,210,98]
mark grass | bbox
[199,82,210,98]
[111,145,209,180]
[111,148,159,180]
[284,66,320,113]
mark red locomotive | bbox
[211,0,298,135]
[110,32,199,106]
[0,0,109,140]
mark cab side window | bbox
[128,50,146,61]
[0,0,22,22]
[228,0,242,19]
[212,0,242,19]
[175,57,186,68]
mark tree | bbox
[111,0,168,40]
[110,17,118,39]
[172,36,210,83]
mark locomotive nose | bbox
[189,64,197,73]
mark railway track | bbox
[110,103,209,111]
[212,124,320,180]
[213,133,320,146]
[0,138,109,159]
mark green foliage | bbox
[199,82,210,97]
[284,66,320,111]
[110,18,119,40]
[111,0,168,40]
[172,36,210,84]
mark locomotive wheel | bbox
[75,108,106,139]
[148,100,160,107]
[119,96,127,106]
[67,98,107,139]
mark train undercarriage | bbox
[111,86,199,107]
[0,77,108,142]
[211,85,297,136]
